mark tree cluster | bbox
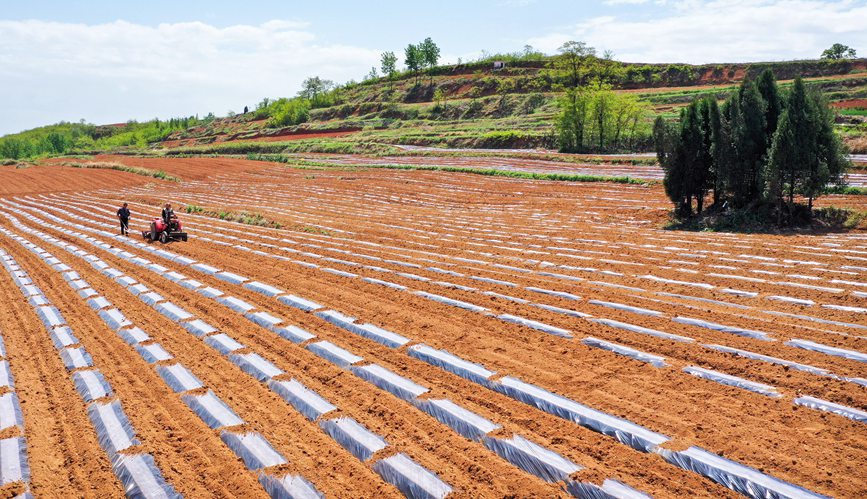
[404,38,440,84]
[655,70,848,223]
[552,42,649,152]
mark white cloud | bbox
[0,19,380,135]
[529,0,867,63]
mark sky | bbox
[1,0,866,136]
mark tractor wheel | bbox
[159,231,168,244]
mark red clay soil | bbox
[832,99,867,109]
[2,155,866,497]
[0,164,154,196]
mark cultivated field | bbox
[0,157,865,498]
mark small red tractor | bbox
[142,217,188,243]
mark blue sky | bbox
[2,1,866,136]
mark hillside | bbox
[3,56,867,159]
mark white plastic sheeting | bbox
[229,353,284,381]
[408,345,496,385]
[273,325,316,344]
[673,317,774,341]
[785,339,867,363]
[484,434,581,483]
[0,437,29,486]
[582,338,667,367]
[204,333,245,355]
[98,308,133,331]
[373,453,453,499]
[567,478,652,498]
[351,364,429,401]
[182,390,245,429]
[155,302,194,323]
[112,453,182,499]
[683,367,782,398]
[307,341,362,367]
[414,291,487,313]
[71,370,114,402]
[182,319,219,338]
[494,376,669,452]
[119,327,150,346]
[60,347,94,370]
[157,363,204,393]
[0,393,24,431]
[217,296,256,313]
[135,343,174,364]
[416,399,500,440]
[497,314,571,338]
[87,400,140,455]
[245,311,283,329]
[703,344,830,376]
[220,431,287,470]
[244,281,284,297]
[659,446,829,499]
[319,417,388,461]
[49,326,79,349]
[354,323,410,349]
[589,300,663,317]
[277,294,323,312]
[794,396,867,423]
[0,361,15,389]
[268,379,337,421]
[259,473,324,499]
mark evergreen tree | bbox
[756,69,781,145]
[727,80,767,207]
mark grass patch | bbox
[824,185,867,195]
[184,204,204,214]
[197,209,283,229]
[666,203,866,233]
[62,161,180,182]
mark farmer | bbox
[161,203,178,231]
[117,202,131,236]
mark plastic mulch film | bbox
[229,353,284,382]
[373,453,452,499]
[794,396,867,423]
[0,437,29,486]
[258,472,325,499]
[351,364,430,401]
[582,338,667,367]
[220,431,287,470]
[87,400,140,455]
[181,390,244,429]
[112,453,182,499]
[0,393,24,431]
[484,434,581,483]
[566,478,652,498]
[416,399,500,441]
[306,341,363,368]
[408,345,496,386]
[682,367,782,398]
[658,446,830,499]
[497,314,572,338]
[319,417,388,461]
[673,317,774,341]
[71,370,114,403]
[785,339,867,363]
[590,318,694,343]
[494,376,669,452]
[157,363,204,393]
[267,379,337,422]
[703,344,830,376]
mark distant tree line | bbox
[654,69,848,224]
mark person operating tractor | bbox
[161,203,178,231]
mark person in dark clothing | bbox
[161,203,177,230]
[117,203,131,236]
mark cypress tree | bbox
[756,69,781,145]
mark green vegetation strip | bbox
[61,161,180,182]
[247,153,650,185]
[184,205,283,228]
